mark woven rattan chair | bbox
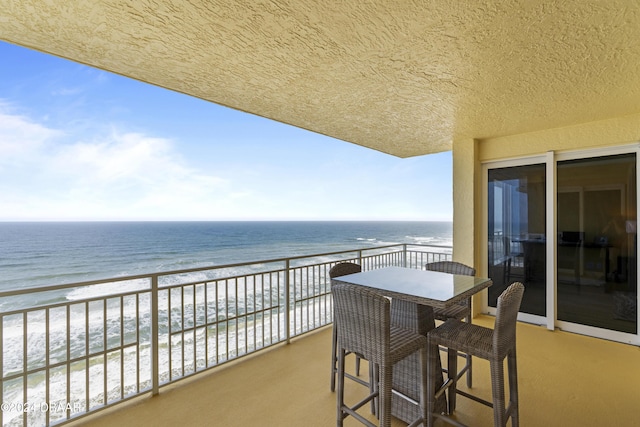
[333,282,428,427]
[426,282,524,427]
[425,261,476,388]
[329,262,365,392]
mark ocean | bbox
[0,221,452,291]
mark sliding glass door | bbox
[557,153,637,334]
[487,163,546,317]
[486,148,638,341]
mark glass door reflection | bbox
[557,154,637,334]
[488,163,546,316]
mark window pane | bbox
[488,163,546,315]
[557,153,637,333]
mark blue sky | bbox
[0,41,452,221]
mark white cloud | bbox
[0,109,250,220]
[51,87,83,96]
[0,109,62,167]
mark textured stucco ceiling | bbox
[1,1,640,158]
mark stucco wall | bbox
[478,112,640,162]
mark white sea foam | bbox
[65,278,150,301]
[406,234,453,246]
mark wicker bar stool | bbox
[425,261,476,388]
[333,282,429,427]
[426,282,524,427]
[329,262,366,392]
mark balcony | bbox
[71,316,637,427]
[1,244,636,427]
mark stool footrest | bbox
[392,388,420,407]
[344,371,370,388]
[433,412,470,427]
[341,405,378,427]
[455,389,492,408]
[435,378,453,400]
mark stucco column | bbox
[452,138,477,263]
[452,138,482,315]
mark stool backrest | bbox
[493,282,525,357]
[329,262,362,278]
[332,282,390,364]
[425,261,476,276]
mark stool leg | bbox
[464,308,473,389]
[369,361,378,416]
[508,350,519,427]
[489,358,506,427]
[419,346,429,427]
[426,338,437,427]
[379,365,393,427]
[337,348,346,427]
[447,348,458,414]
[331,324,338,391]
[466,353,473,388]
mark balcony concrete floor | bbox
[71,316,639,427]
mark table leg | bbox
[390,300,447,422]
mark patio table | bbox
[332,266,493,423]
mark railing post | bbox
[403,244,408,267]
[151,275,160,396]
[357,250,362,268]
[285,259,291,344]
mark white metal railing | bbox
[0,243,451,427]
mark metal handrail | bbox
[0,243,451,427]
[0,243,452,299]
